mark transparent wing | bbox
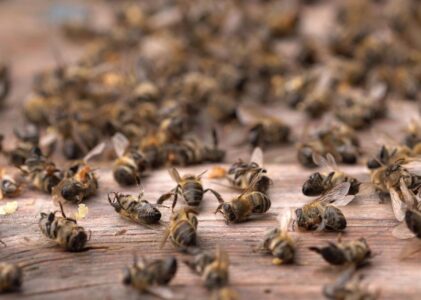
[389,188,406,222]
[326,153,339,171]
[402,160,421,177]
[147,286,182,300]
[392,222,415,240]
[112,132,129,158]
[399,178,416,209]
[250,147,263,166]
[312,152,333,171]
[236,104,266,125]
[84,142,106,163]
[313,182,351,205]
[278,209,292,232]
[168,168,181,183]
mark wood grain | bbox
[0,1,420,300]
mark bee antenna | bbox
[59,202,66,218]
[212,127,219,148]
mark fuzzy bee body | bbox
[161,207,198,250]
[113,149,149,186]
[0,263,22,293]
[39,205,88,252]
[123,256,177,293]
[261,227,295,265]
[0,171,21,199]
[108,192,161,225]
[310,238,372,266]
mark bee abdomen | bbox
[182,181,203,206]
[138,203,161,224]
[171,221,196,248]
[250,192,271,213]
[64,226,88,252]
[323,206,347,231]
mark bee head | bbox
[302,172,324,196]
[222,203,236,223]
[113,166,137,186]
[160,256,178,284]
[337,146,357,164]
[61,181,84,202]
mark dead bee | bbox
[123,255,177,295]
[366,145,411,170]
[157,168,221,210]
[256,210,295,265]
[53,143,104,204]
[295,182,355,231]
[309,236,372,267]
[112,133,150,186]
[0,63,10,105]
[0,262,22,293]
[108,191,161,225]
[20,147,63,194]
[297,122,360,168]
[237,104,290,147]
[161,207,198,250]
[214,173,271,223]
[185,247,230,290]
[227,147,271,194]
[0,169,22,199]
[302,153,360,196]
[3,124,40,167]
[323,267,379,300]
[39,203,89,251]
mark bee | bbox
[53,143,104,204]
[237,104,290,147]
[297,122,360,168]
[185,247,230,290]
[112,133,150,186]
[256,210,295,265]
[20,147,63,194]
[39,203,89,251]
[161,207,198,250]
[211,287,239,300]
[366,145,411,170]
[214,173,271,223]
[0,169,22,199]
[157,168,221,210]
[0,63,10,105]
[323,267,379,300]
[0,262,22,293]
[302,153,360,196]
[123,255,178,295]
[402,119,421,153]
[309,236,372,267]
[295,182,355,231]
[226,147,272,194]
[108,191,161,225]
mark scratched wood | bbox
[0,1,420,300]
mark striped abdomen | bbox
[170,220,197,248]
[248,191,271,213]
[182,181,204,206]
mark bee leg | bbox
[203,188,224,203]
[171,185,182,212]
[214,203,223,214]
[157,192,175,205]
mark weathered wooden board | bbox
[0,1,420,300]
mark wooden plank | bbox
[0,1,420,300]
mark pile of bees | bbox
[1,0,421,299]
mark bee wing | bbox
[402,160,421,176]
[168,168,182,183]
[83,142,106,163]
[146,286,183,300]
[236,104,266,125]
[112,132,129,158]
[278,209,292,232]
[312,152,334,171]
[389,187,406,222]
[250,147,264,166]
[159,227,171,249]
[399,178,416,208]
[314,182,352,206]
[240,169,265,196]
[392,222,416,240]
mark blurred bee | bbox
[302,153,360,196]
[256,210,295,265]
[0,169,22,199]
[123,255,177,296]
[112,133,150,186]
[161,207,198,251]
[295,182,355,231]
[323,267,379,300]
[185,247,230,290]
[237,104,290,148]
[0,63,10,105]
[226,147,272,194]
[277,74,313,109]
[108,191,161,226]
[157,168,221,210]
[309,236,372,267]
[20,147,63,194]
[297,122,360,168]
[366,144,411,170]
[211,287,239,300]
[214,173,271,223]
[0,262,22,293]
[402,119,421,153]
[39,203,89,251]
[53,143,104,204]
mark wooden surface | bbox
[0,1,421,300]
